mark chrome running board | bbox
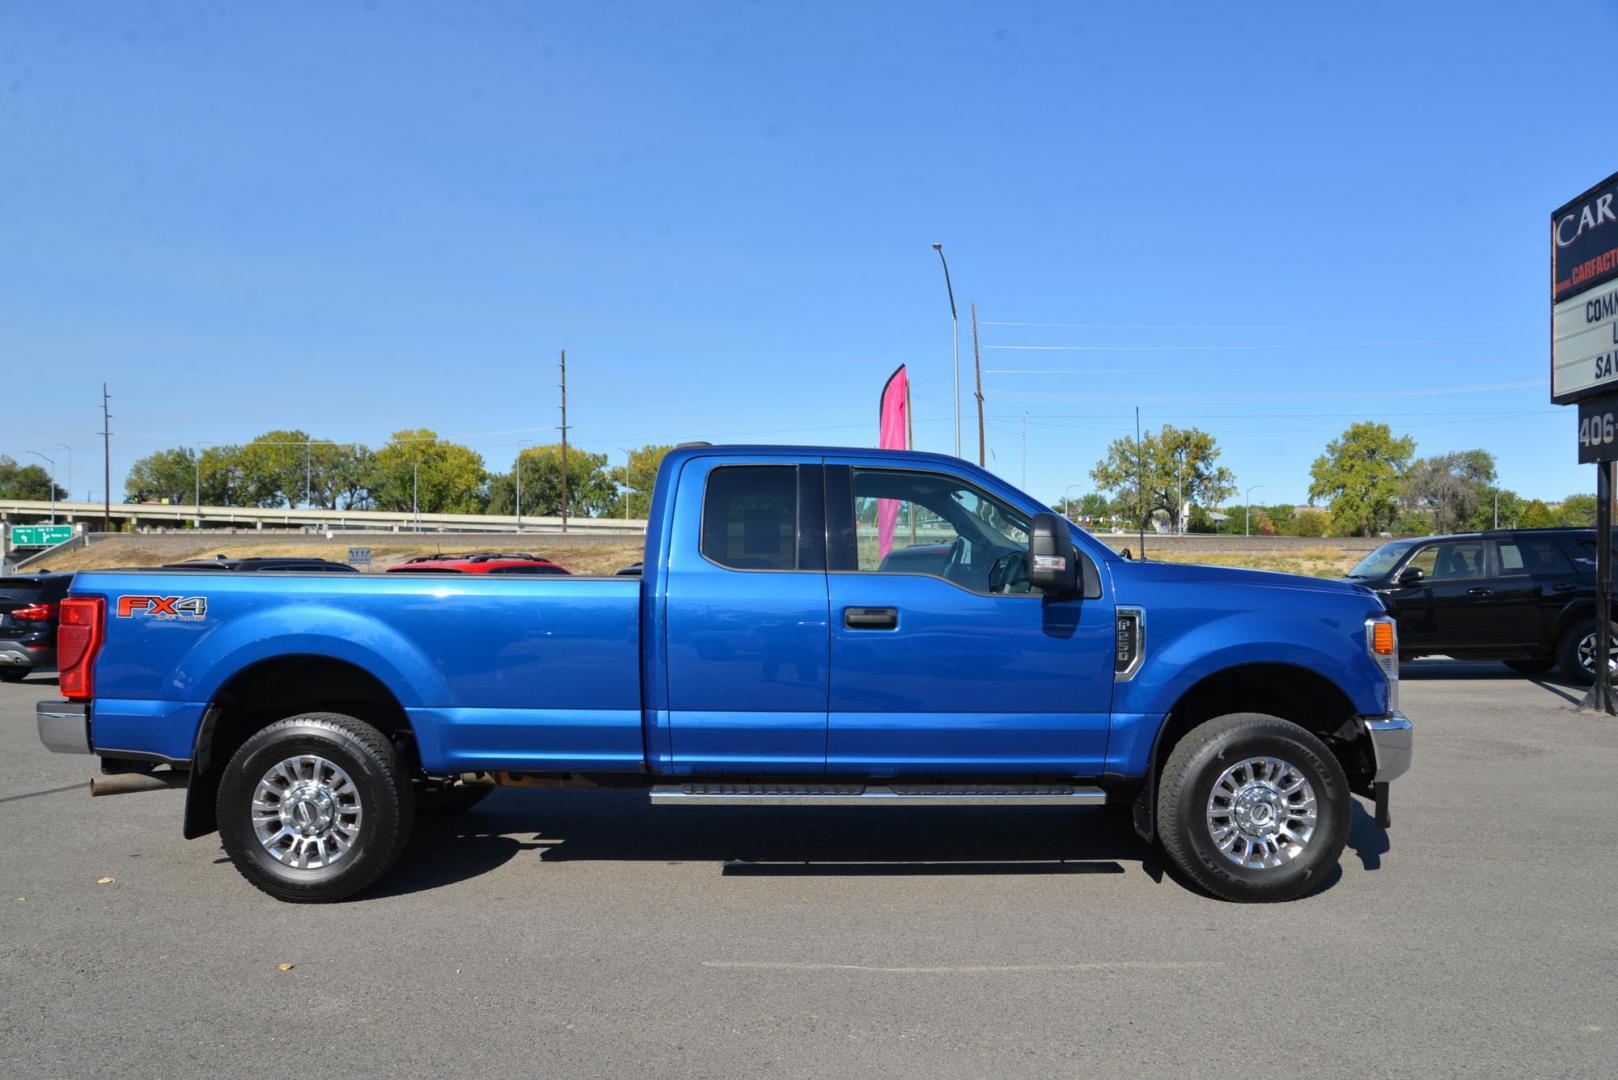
[649,782,1105,807]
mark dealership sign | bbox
[1553,171,1618,403]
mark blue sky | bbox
[3,1,1611,508]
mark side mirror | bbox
[1397,566,1425,586]
[1028,512,1079,595]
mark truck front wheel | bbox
[217,712,415,903]
[1156,713,1349,902]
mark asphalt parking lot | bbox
[2,665,1616,1079]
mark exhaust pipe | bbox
[90,771,189,797]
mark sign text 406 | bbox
[1577,397,1618,463]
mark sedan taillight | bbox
[11,602,56,622]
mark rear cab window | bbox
[700,466,798,571]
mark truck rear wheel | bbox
[1156,713,1349,903]
[217,712,414,902]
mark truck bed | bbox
[68,570,644,772]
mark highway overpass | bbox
[0,498,647,536]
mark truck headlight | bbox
[1366,616,1399,709]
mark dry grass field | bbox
[35,536,1359,579]
[38,539,647,576]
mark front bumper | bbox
[37,700,91,755]
[1363,711,1413,784]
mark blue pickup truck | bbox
[37,445,1411,903]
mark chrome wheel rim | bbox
[1206,756,1317,870]
[251,755,363,869]
[1576,632,1618,675]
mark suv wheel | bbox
[217,712,414,902]
[1557,619,1618,685]
[1157,713,1349,902]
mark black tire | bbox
[414,781,493,819]
[1504,658,1555,676]
[1556,618,1618,685]
[217,712,414,902]
[0,667,28,682]
[1157,713,1350,903]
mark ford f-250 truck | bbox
[36,445,1412,903]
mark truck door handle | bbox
[1467,587,1492,597]
[844,606,898,630]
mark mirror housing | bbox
[1396,566,1425,586]
[1028,512,1079,595]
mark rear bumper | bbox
[37,700,91,755]
[0,641,46,669]
[1363,711,1413,784]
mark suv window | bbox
[1405,540,1486,581]
[1495,539,1573,576]
[849,469,1038,594]
[701,466,798,571]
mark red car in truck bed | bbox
[384,552,570,575]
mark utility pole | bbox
[971,301,986,466]
[101,383,112,533]
[559,349,570,533]
[1136,406,1146,559]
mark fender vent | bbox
[1115,607,1144,681]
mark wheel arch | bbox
[1131,662,1374,843]
[183,653,415,839]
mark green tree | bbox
[1307,422,1416,537]
[369,429,487,514]
[1291,507,1329,537]
[1518,499,1558,527]
[0,455,66,501]
[612,444,673,519]
[1400,450,1496,534]
[486,444,616,518]
[1265,503,1297,535]
[1090,425,1237,532]
[125,448,199,504]
[308,442,375,510]
[234,430,315,508]
[1187,503,1216,533]
[1557,493,1598,526]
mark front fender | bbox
[1107,608,1386,775]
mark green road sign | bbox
[9,524,74,547]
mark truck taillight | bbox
[57,597,105,701]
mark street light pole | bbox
[931,243,960,458]
[514,440,532,531]
[619,448,634,523]
[57,443,72,505]
[1245,484,1264,537]
[1063,482,1083,521]
[27,450,56,523]
[412,461,420,533]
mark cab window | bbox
[849,469,1038,594]
[1404,540,1486,581]
[701,466,798,571]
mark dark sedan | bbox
[0,572,74,681]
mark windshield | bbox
[1347,541,1419,579]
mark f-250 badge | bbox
[116,595,207,621]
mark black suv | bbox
[1346,528,1612,682]
[0,573,73,682]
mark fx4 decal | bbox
[117,595,208,621]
